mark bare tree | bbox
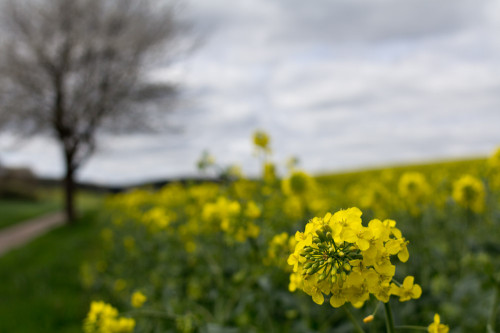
[0,0,181,223]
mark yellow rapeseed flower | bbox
[452,175,485,213]
[398,172,430,215]
[253,130,270,150]
[398,172,430,202]
[282,171,313,197]
[390,276,422,302]
[131,291,147,308]
[287,207,420,308]
[84,301,135,333]
[428,314,449,333]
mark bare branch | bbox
[0,0,185,221]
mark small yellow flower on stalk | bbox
[253,130,270,150]
[452,175,485,213]
[390,276,422,301]
[428,313,449,333]
[131,291,147,308]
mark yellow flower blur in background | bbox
[131,291,147,308]
[253,130,270,151]
[398,172,430,215]
[264,232,296,271]
[452,175,485,213]
[282,170,314,197]
[487,147,500,189]
[487,147,500,170]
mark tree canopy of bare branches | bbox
[0,0,181,222]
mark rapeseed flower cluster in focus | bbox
[288,207,418,308]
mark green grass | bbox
[0,200,105,333]
[0,195,61,230]
[0,211,102,332]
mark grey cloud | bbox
[279,0,484,43]
[2,0,500,185]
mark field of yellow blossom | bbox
[81,132,500,333]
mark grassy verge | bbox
[0,195,61,230]
[0,188,104,230]
[0,205,104,332]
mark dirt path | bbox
[0,212,65,256]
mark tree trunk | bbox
[63,150,77,224]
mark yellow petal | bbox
[412,284,422,299]
[329,295,345,308]
[403,276,414,290]
[312,291,324,305]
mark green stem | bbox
[383,302,395,333]
[395,325,428,331]
[488,285,500,332]
[343,306,365,333]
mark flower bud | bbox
[316,230,326,241]
[363,315,374,323]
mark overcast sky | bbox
[2,0,500,185]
